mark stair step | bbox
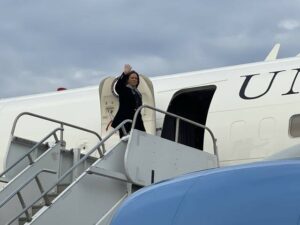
[32,203,44,215]
[17,184,71,224]
[87,167,128,182]
[17,203,44,224]
[46,193,59,202]
[18,216,32,225]
[40,184,70,204]
[57,183,70,194]
[0,177,9,183]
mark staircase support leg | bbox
[17,191,32,222]
[35,176,51,206]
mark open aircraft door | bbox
[99,75,156,149]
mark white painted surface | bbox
[1,57,300,172]
[124,130,217,186]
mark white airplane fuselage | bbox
[1,56,300,172]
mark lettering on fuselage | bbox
[239,68,300,100]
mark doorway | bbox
[161,86,216,150]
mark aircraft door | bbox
[161,86,216,150]
[99,75,156,148]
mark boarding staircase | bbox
[0,105,219,225]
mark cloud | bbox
[278,19,300,30]
[1,0,300,98]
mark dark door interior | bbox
[161,86,216,150]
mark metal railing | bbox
[0,169,57,223]
[11,112,105,154]
[132,105,219,165]
[6,106,218,224]
[6,119,132,225]
[0,128,63,180]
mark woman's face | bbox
[127,73,138,87]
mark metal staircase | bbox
[0,105,219,225]
[0,113,103,225]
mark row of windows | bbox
[229,115,300,139]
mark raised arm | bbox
[115,64,132,94]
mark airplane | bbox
[1,44,300,224]
[0,43,299,173]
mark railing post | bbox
[35,176,51,206]
[121,125,127,136]
[175,118,180,143]
[213,138,220,167]
[27,154,34,165]
[60,124,64,144]
[60,124,66,151]
[53,132,59,143]
[17,192,31,222]
[97,147,104,158]
[102,144,106,154]
[72,148,81,180]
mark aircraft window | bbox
[289,115,300,137]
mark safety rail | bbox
[6,119,132,225]
[0,128,63,180]
[11,112,105,154]
[0,169,57,223]
[132,105,219,165]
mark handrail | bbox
[132,105,219,165]
[0,128,63,178]
[1,169,56,224]
[0,169,57,208]
[7,119,132,225]
[11,112,105,153]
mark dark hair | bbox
[127,70,140,87]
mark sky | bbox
[1,0,300,98]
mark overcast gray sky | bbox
[1,0,300,98]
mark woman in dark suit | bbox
[111,64,146,137]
